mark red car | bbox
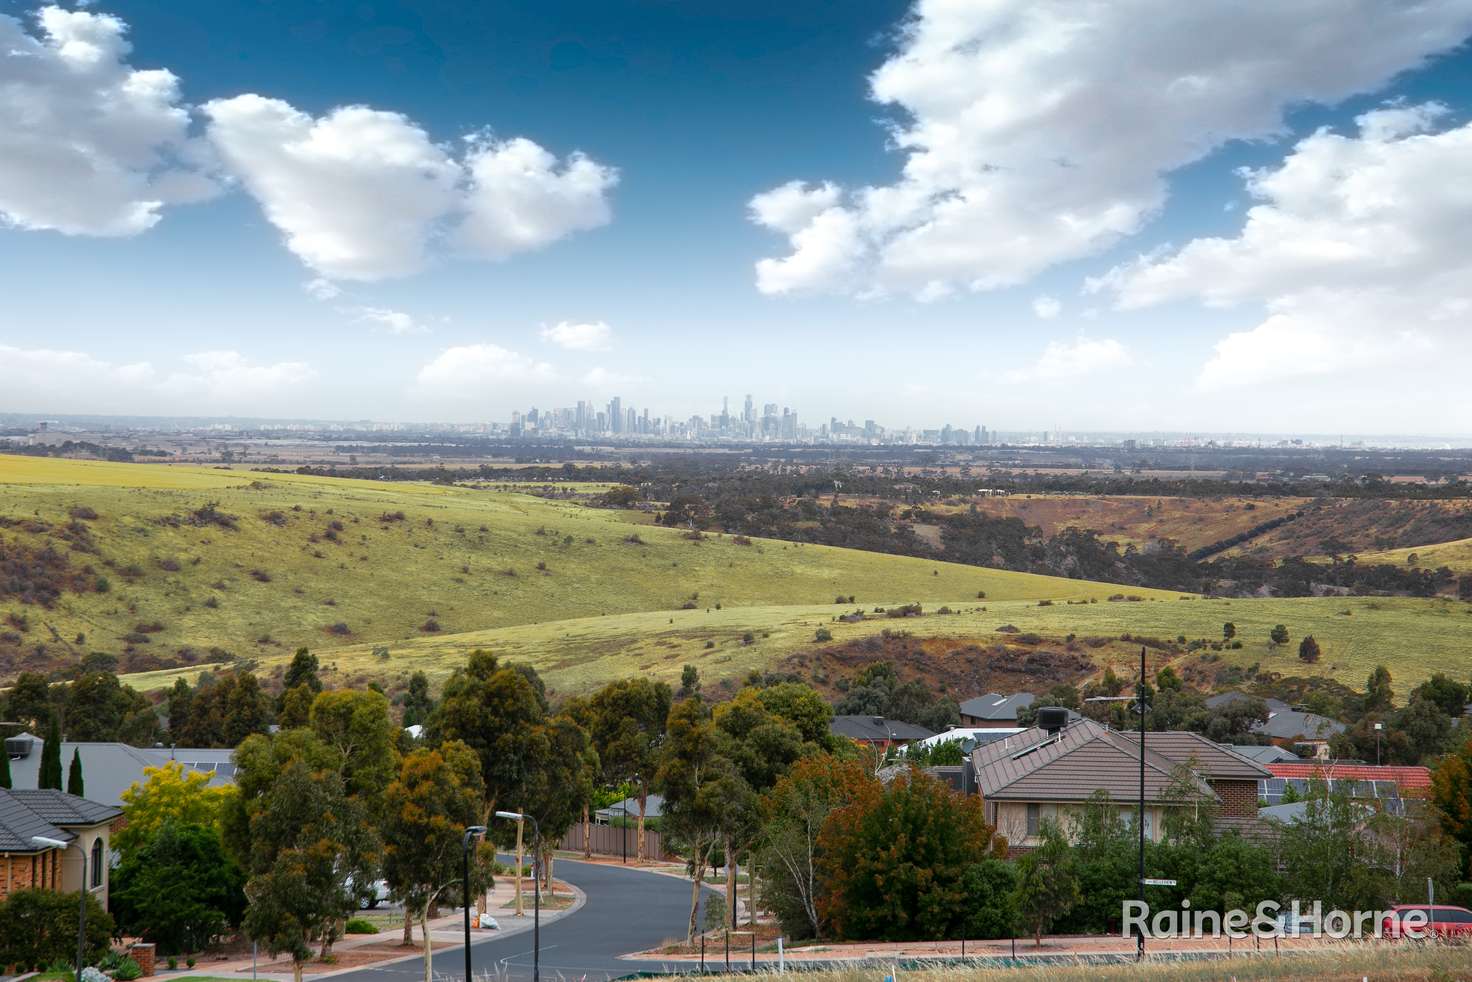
[1381,905,1472,939]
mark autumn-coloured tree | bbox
[817,769,1001,941]
[382,741,490,982]
[1432,734,1472,879]
[756,753,878,938]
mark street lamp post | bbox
[1085,645,1149,961]
[1374,722,1384,766]
[33,836,80,978]
[494,811,541,982]
[461,825,486,982]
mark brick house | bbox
[969,715,1270,851]
[0,788,123,907]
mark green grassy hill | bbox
[120,594,1470,701]
[1358,536,1472,573]
[1,454,1182,685]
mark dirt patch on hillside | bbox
[1233,498,1472,558]
[776,632,1105,701]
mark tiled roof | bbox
[830,716,936,742]
[1253,709,1345,740]
[1265,762,1432,792]
[7,789,122,826]
[1204,692,1289,713]
[0,789,81,853]
[970,719,1214,804]
[1141,731,1271,780]
[959,693,1035,721]
[1223,744,1301,764]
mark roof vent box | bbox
[1036,706,1070,734]
[4,735,34,759]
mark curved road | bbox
[333,859,709,982]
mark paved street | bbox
[330,858,709,982]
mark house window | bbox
[1026,803,1040,837]
[90,838,103,888]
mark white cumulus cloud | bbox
[351,306,430,336]
[203,99,616,281]
[539,320,612,351]
[1091,105,1472,392]
[1005,337,1131,383]
[455,136,618,261]
[415,344,554,389]
[0,5,216,236]
[1032,296,1062,320]
[749,0,1472,298]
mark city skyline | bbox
[3,2,1472,433]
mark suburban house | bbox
[1204,692,1345,759]
[969,710,1270,851]
[0,787,122,906]
[4,732,234,807]
[594,793,665,824]
[959,692,1035,728]
[829,715,934,751]
[912,727,1025,752]
[1223,744,1301,765]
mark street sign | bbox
[1142,878,1177,887]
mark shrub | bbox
[741,632,755,645]
[202,596,219,609]
[344,918,378,935]
[94,575,110,593]
[815,628,833,642]
[0,888,114,969]
[249,569,272,583]
[732,534,753,546]
[112,957,142,981]
[421,618,441,633]
[68,505,99,521]
[327,622,351,636]
[379,511,407,523]
[623,533,645,545]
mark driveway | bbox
[328,858,709,982]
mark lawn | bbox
[2,454,1180,687]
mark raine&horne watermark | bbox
[1121,900,1430,940]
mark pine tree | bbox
[39,716,64,790]
[67,748,85,797]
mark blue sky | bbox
[3,1,1472,434]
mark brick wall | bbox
[0,852,45,900]
[1212,778,1259,818]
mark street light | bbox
[1374,722,1384,766]
[33,835,82,979]
[461,825,486,982]
[493,811,541,982]
[1085,645,1149,961]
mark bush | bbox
[421,618,441,633]
[327,622,351,636]
[815,628,833,642]
[249,569,272,583]
[344,918,379,935]
[0,889,114,970]
[112,956,143,981]
[111,822,244,956]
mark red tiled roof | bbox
[1266,762,1432,792]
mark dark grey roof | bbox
[1253,709,1345,741]
[830,716,936,742]
[5,734,234,807]
[959,693,1035,721]
[970,719,1214,805]
[0,788,113,854]
[1224,744,1301,764]
[1204,692,1289,713]
[1258,801,1310,825]
[7,789,121,826]
[594,793,665,821]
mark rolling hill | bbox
[0,454,1184,687]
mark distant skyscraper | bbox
[609,396,623,434]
